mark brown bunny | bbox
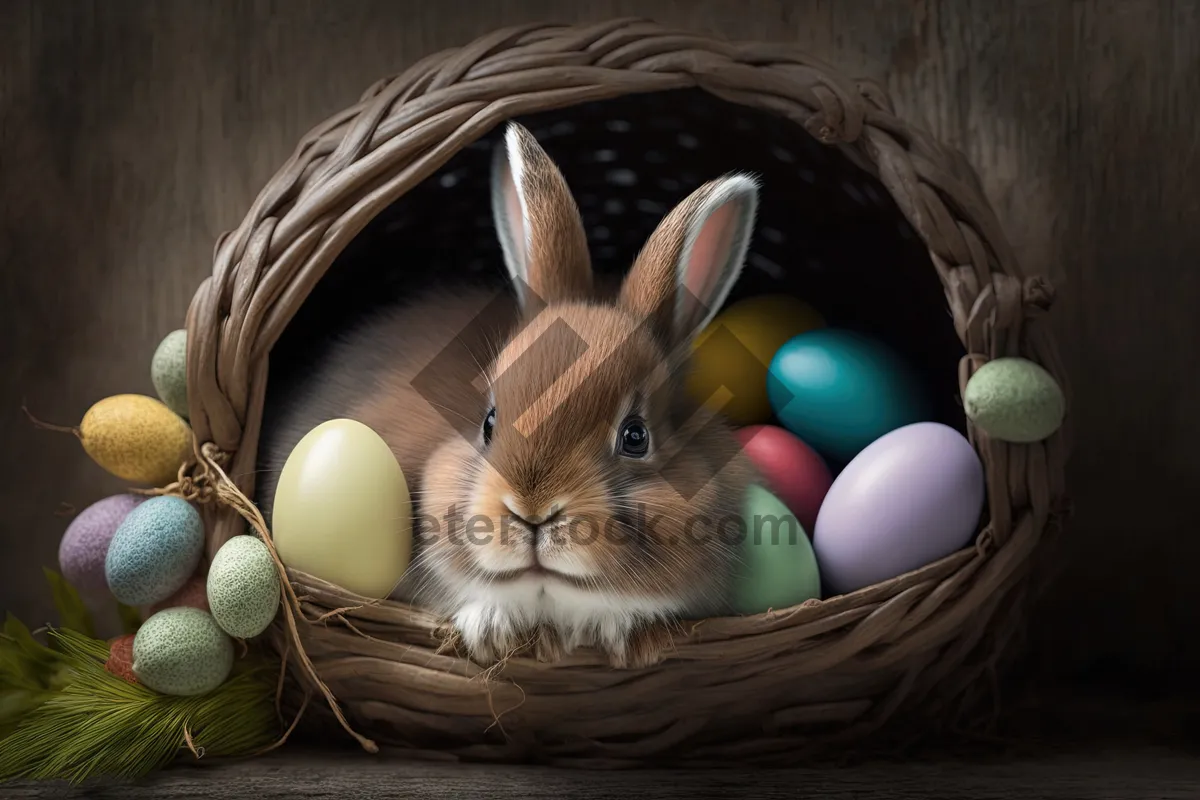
[256,122,761,669]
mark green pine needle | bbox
[0,614,72,738]
[0,627,281,785]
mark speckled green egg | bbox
[206,535,281,639]
[105,496,204,606]
[151,329,189,419]
[132,607,233,696]
[963,357,1066,443]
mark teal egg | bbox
[730,484,821,614]
[104,496,204,606]
[767,329,930,463]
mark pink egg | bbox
[735,425,833,536]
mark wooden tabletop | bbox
[6,744,1200,800]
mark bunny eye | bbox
[618,416,650,458]
[482,407,496,446]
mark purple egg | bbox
[813,422,985,596]
[58,494,146,595]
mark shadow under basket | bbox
[183,20,1070,766]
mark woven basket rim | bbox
[180,17,1071,762]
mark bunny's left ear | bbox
[619,174,759,349]
[491,122,593,311]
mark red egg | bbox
[735,425,833,536]
[105,634,138,685]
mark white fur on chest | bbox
[450,576,676,658]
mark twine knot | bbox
[124,436,379,755]
[131,441,225,504]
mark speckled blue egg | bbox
[58,494,145,596]
[767,329,931,464]
[104,496,204,606]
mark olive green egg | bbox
[963,357,1065,443]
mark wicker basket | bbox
[182,19,1069,765]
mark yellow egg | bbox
[687,295,825,425]
[80,394,193,485]
[271,419,412,599]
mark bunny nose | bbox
[501,495,564,528]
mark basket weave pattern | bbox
[183,19,1069,764]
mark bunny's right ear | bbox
[491,122,593,311]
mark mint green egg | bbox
[132,607,233,696]
[151,329,189,419]
[206,535,281,639]
[730,484,822,614]
[964,357,1065,443]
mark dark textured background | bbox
[2,0,1198,702]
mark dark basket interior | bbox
[261,88,967,481]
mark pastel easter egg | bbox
[964,357,1065,443]
[206,535,280,639]
[687,294,825,426]
[735,425,832,536]
[272,419,412,599]
[58,493,145,596]
[80,394,192,485]
[151,329,189,419]
[813,422,985,595]
[105,496,204,606]
[768,329,930,464]
[132,608,233,696]
[730,484,822,614]
[149,575,209,615]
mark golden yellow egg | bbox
[687,295,825,425]
[80,394,193,485]
[271,418,412,600]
